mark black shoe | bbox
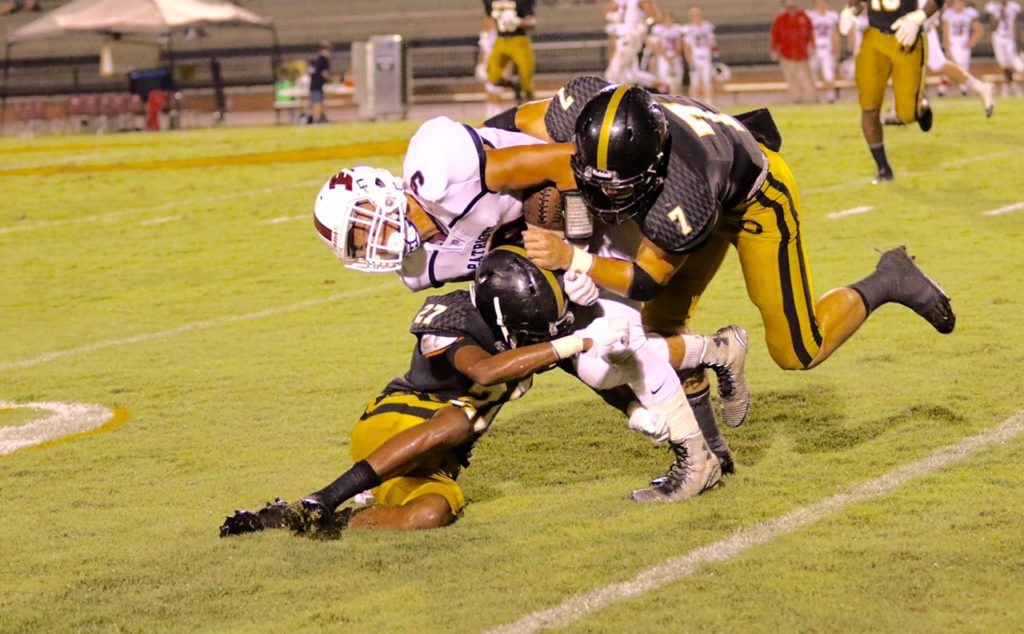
[917,103,933,132]
[874,246,956,334]
[219,498,299,537]
[872,166,894,184]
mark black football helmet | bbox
[571,85,670,224]
[471,246,574,349]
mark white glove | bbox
[626,403,671,443]
[891,9,926,47]
[564,271,599,306]
[839,6,858,37]
[583,316,630,358]
[497,13,522,32]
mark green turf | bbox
[1,98,1023,632]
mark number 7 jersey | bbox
[546,76,768,254]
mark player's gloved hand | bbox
[626,402,671,443]
[891,9,926,47]
[497,14,522,32]
[839,6,858,36]
[584,316,630,358]
[564,271,599,306]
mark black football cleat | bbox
[872,166,894,184]
[917,102,933,132]
[220,509,264,537]
[874,246,956,334]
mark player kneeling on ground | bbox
[220,248,719,538]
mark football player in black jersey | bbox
[220,247,632,537]
[483,77,954,426]
[840,0,944,182]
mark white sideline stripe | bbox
[982,202,1024,217]
[490,411,1024,634]
[827,205,874,219]
[0,179,321,236]
[0,283,391,372]
[139,215,182,226]
[263,214,307,225]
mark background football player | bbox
[604,0,662,84]
[943,0,984,94]
[986,0,1023,96]
[809,0,841,103]
[681,7,718,105]
[840,0,943,183]
[483,0,537,116]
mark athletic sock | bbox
[966,74,986,93]
[678,335,705,369]
[310,460,381,512]
[869,143,891,173]
[687,387,727,456]
[848,266,893,314]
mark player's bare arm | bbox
[484,142,575,191]
[451,337,593,387]
[524,229,685,300]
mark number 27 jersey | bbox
[545,76,767,254]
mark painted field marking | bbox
[0,283,391,372]
[490,411,1024,634]
[827,205,874,219]
[982,202,1024,217]
[262,214,307,225]
[0,401,130,455]
[139,215,182,226]
[0,179,322,236]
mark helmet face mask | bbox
[313,167,414,272]
[571,85,670,225]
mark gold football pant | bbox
[487,35,535,94]
[643,145,822,370]
[855,26,927,123]
[349,392,467,515]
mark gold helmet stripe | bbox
[492,245,566,317]
[596,85,630,171]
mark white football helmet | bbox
[313,166,419,272]
[712,62,732,83]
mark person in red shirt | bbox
[771,0,817,102]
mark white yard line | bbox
[827,205,874,220]
[489,411,1024,634]
[0,179,321,236]
[982,202,1024,217]
[139,215,182,226]
[0,283,391,372]
[262,214,307,225]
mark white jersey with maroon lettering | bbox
[399,117,543,291]
[944,6,979,69]
[986,1,1022,70]
[682,21,716,89]
[809,9,839,82]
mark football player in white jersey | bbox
[605,0,662,84]
[944,0,985,93]
[919,0,995,114]
[840,11,869,80]
[808,0,841,103]
[986,0,1023,95]
[312,116,751,500]
[647,13,686,94]
[681,7,717,105]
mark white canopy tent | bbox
[2,0,279,126]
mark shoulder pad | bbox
[409,290,479,336]
[544,76,612,143]
[642,155,719,254]
[404,118,485,203]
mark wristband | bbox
[550,335,585,360]
[568,246,595,275]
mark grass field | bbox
[2,98,1023,632]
